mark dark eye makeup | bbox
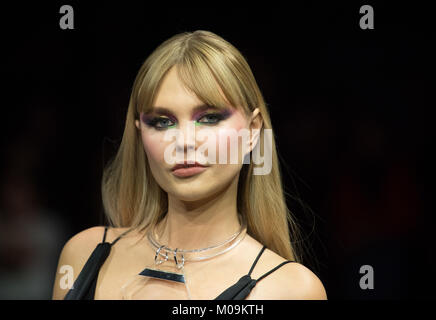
[142,115,176,129]
[141,106,233,130]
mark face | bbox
[135,66,261,201]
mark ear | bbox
[135,119,141,130]
[247,108,263,153]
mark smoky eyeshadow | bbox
[140,106,233,128]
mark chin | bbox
[165,180,224,202]
[168,190,213,202]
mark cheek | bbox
[205,119,249,164]
[141,132,166,163]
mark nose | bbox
[175,120,197,159]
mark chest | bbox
[94,244,266,300]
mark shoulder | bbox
[273,261,327,300]
[51,226,108,299]
[60,226,108,262]
[55,226,133,260]
[242,237,327,300]
[250,246,327,300]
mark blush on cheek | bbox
[214,125,250,164]
[141,133,166,162]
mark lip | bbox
[171,162,208,178]
[172,166,208,177]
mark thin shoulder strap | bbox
[248,245,267,276]
[102,226,109,243]
[248,245,296,281]
[214,245,296,300]
[101,226,134,246]
[256,260,296,282]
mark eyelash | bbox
[144,112,227,130]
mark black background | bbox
[0,1,434,299]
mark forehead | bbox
[153,67,203,110]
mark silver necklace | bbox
[120,213,247,300]
[147,213,247,266]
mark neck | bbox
[157,176,241,250]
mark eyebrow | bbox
[148,104,222,117]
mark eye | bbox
[196,113,225,125]
[145,116,176,130]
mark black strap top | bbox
[64,226,296,300]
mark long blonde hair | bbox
[101,30,305,262]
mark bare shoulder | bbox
[59,226,107,264]
[52,226,107,299]
[273,261,327,300]
[245,242,327,300]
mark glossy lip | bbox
[172,166,208,178]
[171,161,207,171]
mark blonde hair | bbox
[101,30,305,262]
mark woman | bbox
[52,30,327,300]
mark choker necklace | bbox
[147,213,247,263]
[121,213,247,300]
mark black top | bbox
[64,226,295,300]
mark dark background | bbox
[0,2,434,299]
